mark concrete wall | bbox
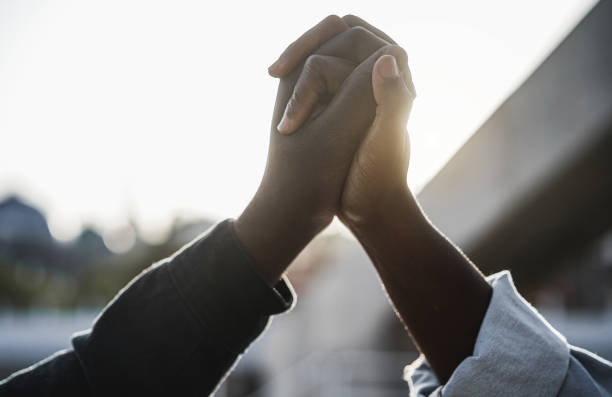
[417,0,612,285]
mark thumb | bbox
[371,54,415,132]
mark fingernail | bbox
[277,115,291,134]
[378,55,399,79]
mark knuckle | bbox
[285,105,297,119]
[348,26,372,42]
[288,86,311,114]
[323,14,343,26]
[381,44,408,65]
[285,95,300,117]
[385,44,407,59]
[304,54,324,71]
[314,15,345,45]
[301,57,327,94]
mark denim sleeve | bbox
[0,220,294,396]
[405,271,612,397]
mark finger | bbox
[356,55,415,183]
[268,15,349,77]
[315,26,390,64]
[270,21,391,78]
[269,28,391,131]
[371,55,415,136]
[277,55,355,134]
[342,14,397,44]
[315,45,409,146]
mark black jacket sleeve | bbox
[0,220,294,396]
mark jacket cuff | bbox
[167,219,295,354]
[405,271,570,397]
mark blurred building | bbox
[0,196,53,245]
[0,196,59,270]
[418,0,612,303]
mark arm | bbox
[272,25,490,381]
[337,51,491,383]
[340,47,612,396]
[0,221,293,395]
[288,34,612,396]
[349,187,492,382]
[267,16,612,395]
[340,61,492,378]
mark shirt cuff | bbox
[166,219,295,354]
[405,271,570,397]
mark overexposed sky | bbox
[0,0,597,242]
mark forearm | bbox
[0,350,90,394]
[348,187,492,383]
[1,221,294,395]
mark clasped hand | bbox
[235,15,416,282]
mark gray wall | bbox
[417,0,612,286]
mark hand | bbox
[259,19,492,384]
[339,54,415,230]
[269,16,416,231]
[235,16,401,282]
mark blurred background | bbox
[1,0,611,395]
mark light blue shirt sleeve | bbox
[404,271,612,397]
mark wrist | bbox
[343,185,437,279]
[235,189,330,284]
[342,185,427,238]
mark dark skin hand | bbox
[235,15,405,283]
[270,15,493,383]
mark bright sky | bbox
[0,0,597,243]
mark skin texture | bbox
[234,17,406,284]
[260,16,493,383]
